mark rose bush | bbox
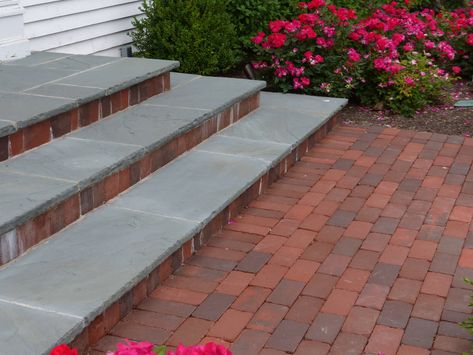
[50,341,232,355]
[251,0,473,116]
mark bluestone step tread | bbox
[0,91,347,354]
[0,75,264,236]
[0,301,83,355]
[112,150,268,224]
[0,52,179,134]
[0,171,76,234]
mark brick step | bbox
[0,52,179,161]
[0,92,347,354]
[0,73,265,266]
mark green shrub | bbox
[131,0,240,75]
[226,0,300,57]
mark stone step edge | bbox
[0,92,261,266]
[68,112,340,355]
[0,72,172,162]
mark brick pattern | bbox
[82,125,473,354]
[0,73,171,162]
[0,92,261,266]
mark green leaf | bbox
[154,345,167,355]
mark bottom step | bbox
[0,92,347,354]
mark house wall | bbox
[21,0,143,57]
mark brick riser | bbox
[0,93,260,267]
[0,73,171,162]
[68,113,340,354]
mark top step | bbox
[0,52,179,161]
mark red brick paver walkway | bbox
[93,126,473,354]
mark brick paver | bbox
[93,126,473,354]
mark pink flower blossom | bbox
[251,32,265,45]
[404,77,415,85]
[267,33,287,48]
[347,48,361,62]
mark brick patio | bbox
[92,125,473,355]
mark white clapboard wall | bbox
[21,0,143,56]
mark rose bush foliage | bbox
[251,0,473,116]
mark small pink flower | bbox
[347,48,361,62]
[404,77,415,85]
[452,66,461,74]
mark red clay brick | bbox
[269,246,303,267]
[356,283,389,310]
[285,259,319,283]
[254,235,286,254]
[321,289,358,316]
[216,271,253,296]
[342,306,379,336]
[24,120,50,150]
[389,278,422,304]
[336,268,370,292]
[380,245,410,266]
[459,248,473,268]
[250,264,288,289]
[167,318,211,346]
[247,302,288,332]
[450,206,473,223]
[319,253,351,276]
[331,332,367,354]
[151,286,208,305]
[390,228,417,247]
[285,205,314,221]
[231,329,270,355]
[285,296,323,324]
[112,322,170,345]
[411,293,445,321]
[232,286,271,315]
[208,309,252,341]
[409,240,437,260]
[344,221,373,239]
[365,325,403,355]
[421,272,452,297]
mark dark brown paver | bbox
[94,126,473,354]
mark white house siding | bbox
[21,0,143,57]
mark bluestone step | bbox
[0,91,347,354]
[0,52,179,161]
[0,74,265,265]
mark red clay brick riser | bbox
[68,114,340,354]
[0,73,171,162]
[0,93,260,267]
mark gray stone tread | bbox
[0,301,83,355]
[0,89,347,354]
[145,75,265,110]
[0,93,74,128]
[0,171,77,235]
[261,92,348,116]
[0,52,179,136]
[220,106,323,148]
[0,74,264,236]
[0,138,143,188]
[112,150,268,224]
